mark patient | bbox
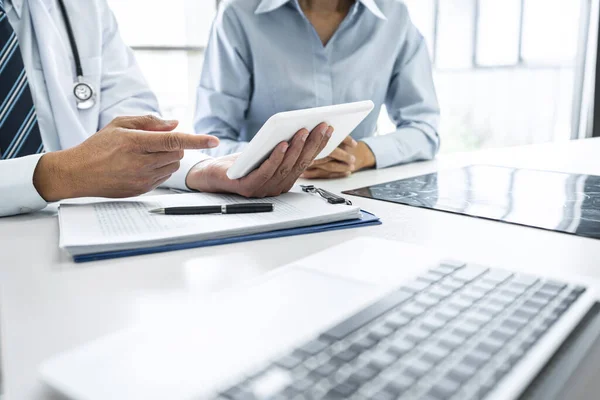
[195,0,440,179]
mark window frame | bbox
[430,0,584,70]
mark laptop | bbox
[39,237,598,400]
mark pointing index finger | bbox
[139,132,220,153]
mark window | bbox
[107,0,218,131]
[390,0,589,153]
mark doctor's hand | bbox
[33,115,220,202]
[186,123,333,197]
[301,136,376,179]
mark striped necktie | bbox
[0,0,44,159]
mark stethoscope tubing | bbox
[56,0,84,77]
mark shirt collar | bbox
[3,0,22,18]
[255,0,387,20]
[358,0,386,20]
[255,0,291,14]
[4,0,54,19]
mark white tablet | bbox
[226,100,375,180]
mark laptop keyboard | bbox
[214,262,587,400]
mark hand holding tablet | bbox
[185,123,334,198]
[226,101,375,180]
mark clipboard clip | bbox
[301,185,352,205]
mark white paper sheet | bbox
[59,191,361,255]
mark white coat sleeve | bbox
[0,155,47,217]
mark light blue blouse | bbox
[195,0,440,169]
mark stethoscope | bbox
[56,0,96,110]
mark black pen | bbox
[149,203,274,215]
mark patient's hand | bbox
[186,123,333,197]
[301,136,375,179]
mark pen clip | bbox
[301,185,352,205]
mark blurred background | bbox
[106,0,599,155]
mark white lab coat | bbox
[0,0,205,217]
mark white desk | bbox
[2,138,600,400]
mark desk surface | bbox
[2,138,600,400]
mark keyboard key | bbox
[401,279,431,293]
[404,358,433,379]
[508,347,525,364]
[439,334,465,350]
[452,265,488,282]
[440,279,467,292]
[495,289,521,302]
[572,285,587,296]
[371,391,396,400]
[502,316,528,331]
[473,281,496,293]
[482,269,513,284]
[350,336,378,352]
[453,323,479,338]
[415,294,441,308]
[401,302,427,318]
[430,265,458,276]
[474,375,496,399]
[405,327,432,344]
[510,274,539,288]
[291,378,313,391]
[448,297,473,312]
[299,339,329,356]
[421,316,446,331]
[422,346,450,364]
[349,365,379,383]
[440,259,467,270]
[489,327,516,342]
[462,352,490,369]
[447,363,476,383]
[221,387,254,400]
[383,375,415,395]
[276,354,303,369]
[368,350,398,369]
[368,324,395,341]
[321,290,412,341]
[427,285,454,299]
[476,338,503,356]
[523,299,548,310]
[327,381,359,398]
[513,307,537,320]
[384,313,410,329]
[427,378,460,399]
[465,314,492,328]
[335,348,359,363]
[479,303,504,317]
[493,361,511,380]
[418,272,445,283]
[435,307,461,321]
[541,280,567,294]
[461,288,486,302]
[313,362,337,377]
[387,337,414,356]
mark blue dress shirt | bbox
[195,0,440,169]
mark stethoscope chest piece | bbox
[57,0,96,110]
[73,77,96,110]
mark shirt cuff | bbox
[360,135,398,169]
[164,150,212,191]
[360,126,437,170]
[0,155,48,217]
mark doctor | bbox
[0,0,332,217]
